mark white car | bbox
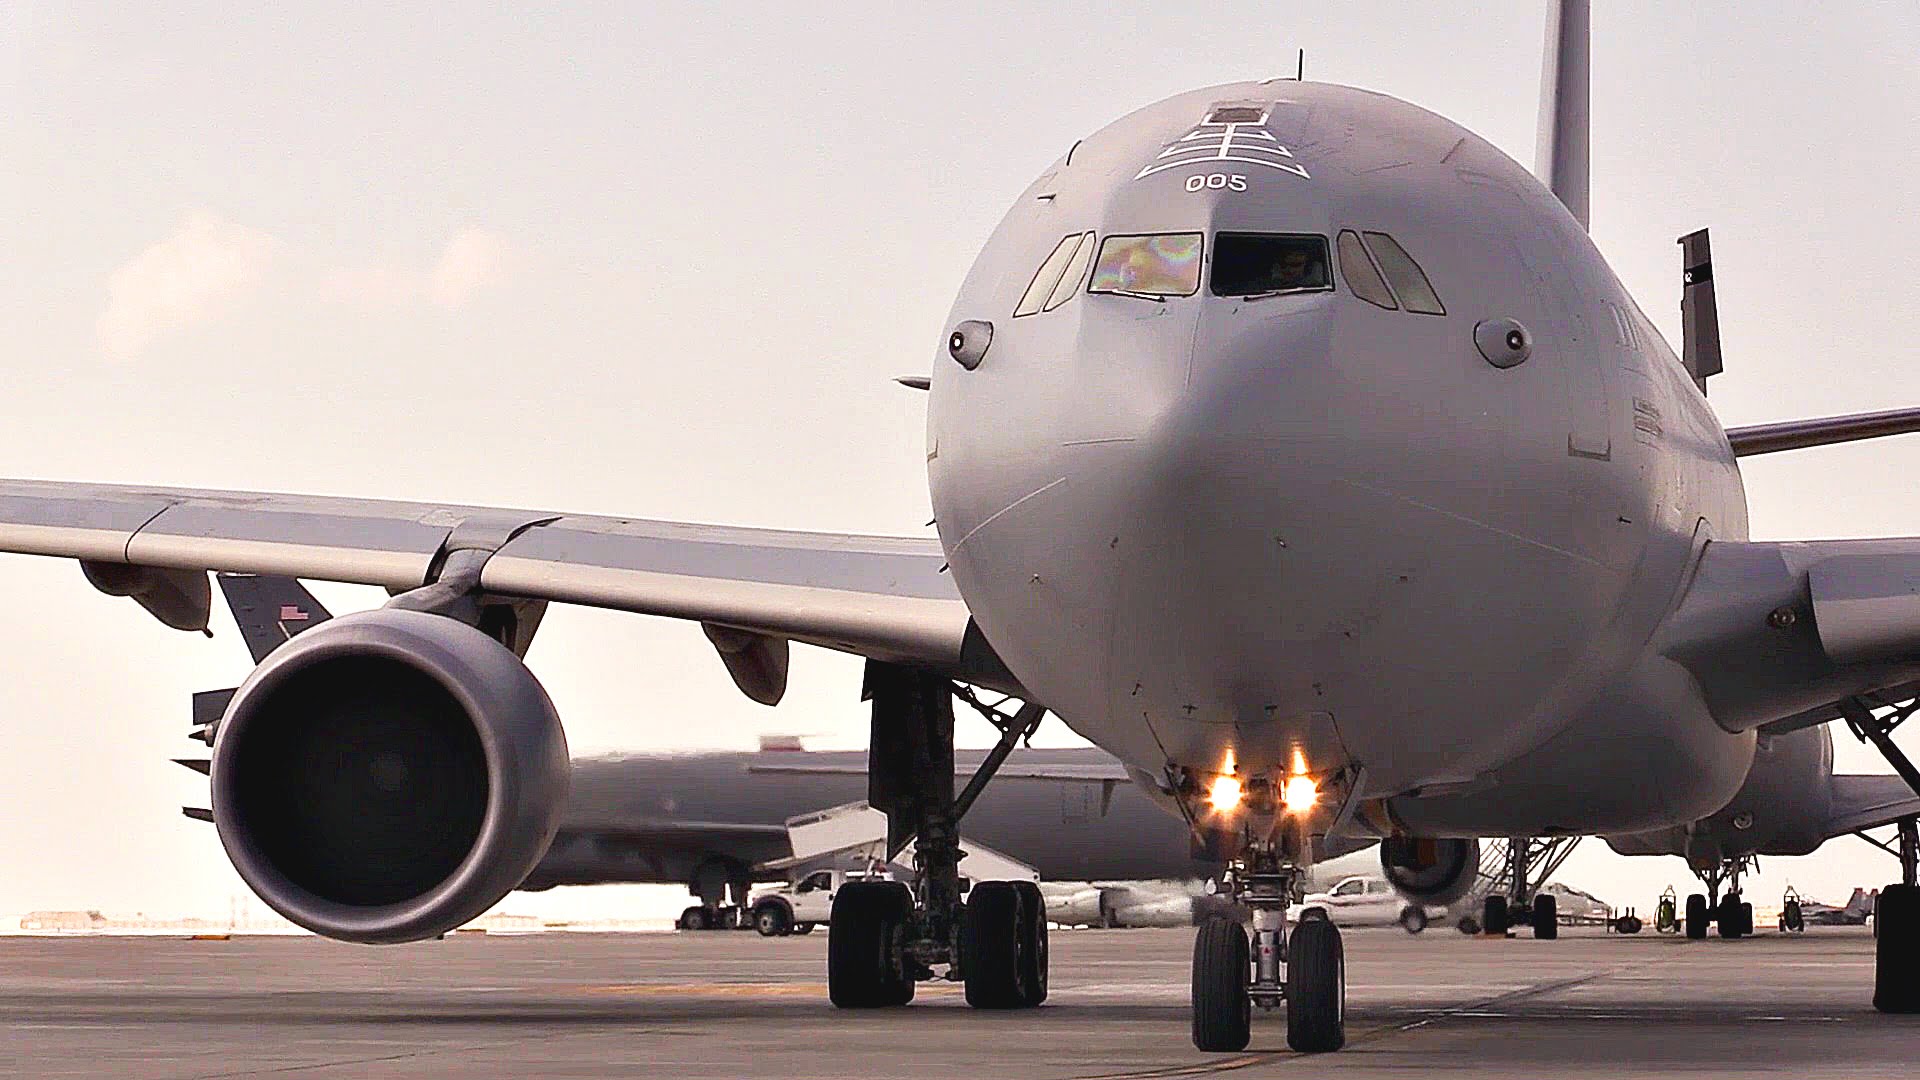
[1290,874,1441,933]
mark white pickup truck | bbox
[1290,874,1447,933]
[748,868,886,936]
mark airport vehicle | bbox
[748,868,866,937]
[198,575,1219,930]
[7,0,1920,1055]
[1291,875,1440,933]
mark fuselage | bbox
[928,80,1755,836]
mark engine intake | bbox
[1380,836,1479,906]
[210,609,569,943]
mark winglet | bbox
[1534,0,1590,230]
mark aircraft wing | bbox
[0,479,1014,689]
[1824,775,1920,837]
[1661,536,1920,734]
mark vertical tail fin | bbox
[1535,0,1591,230]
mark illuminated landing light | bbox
[1208,774,1244,810]
[1282,774,1318,813]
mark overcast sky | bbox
[3,2,1918,923]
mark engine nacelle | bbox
[209,609,569,944]
[1380,836,1479,906]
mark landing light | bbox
[1282,774,1318,812]
[1207,774,1243,810]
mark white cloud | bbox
[96,212,279,360]
[315,228,510,310]
[428,228,508,307]
[97,219,511,357]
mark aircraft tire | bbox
[1190,916,1250,1052]
[677,905,712,932]
[828,881,914,1008]
[1012,880,1049,1006]
[1398,905,1428,934]
[1717,896,1743,939]
[1685,894,1709,940]
[1874,883,1919,1013]
[1286,915,1346,1053]
[963,881,1026,1009]
[752,901,791,937]
[1482,894,1510,935]
[1531,894,1558,940]
[1782,900,1804,933]
[1739,901,1755,937]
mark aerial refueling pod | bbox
[1379,837,1480,906]
[208,609,569,944]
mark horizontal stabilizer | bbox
[181,807,213,823]
[1726,406,1920,456]
[173,758,210,776]
[1826,774,1920,837]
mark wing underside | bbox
[0,479,1014,690]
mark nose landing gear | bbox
[1190,845,1345,1053]
[1188,823,1347,1053]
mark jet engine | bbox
[208,609,569,944]
[1379,836,1480,906]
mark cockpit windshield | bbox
[1088,233,1203,298]
[1210,233,1332,297]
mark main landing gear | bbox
[827,667,1049,1011]
[679,859,753,931]
[1683,854,1755,940]
[1838,696,1920,1014]
[1185,771,1351,1054]
[1469,836,1578,938]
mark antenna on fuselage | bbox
[1296,48,1305,81]
[1534,0,1590,230]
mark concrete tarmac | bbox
[1,926,1911,1079]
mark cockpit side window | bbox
[1015,233,1090,317]
[1337,230,1398,310]
[1088,233,1204,298]
[1361,232,1446,315]
[1210,233,1332,297]
[1044,231,1097,311]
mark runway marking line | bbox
[575,982,963,999]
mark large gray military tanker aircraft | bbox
[3,0,1919,1055]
